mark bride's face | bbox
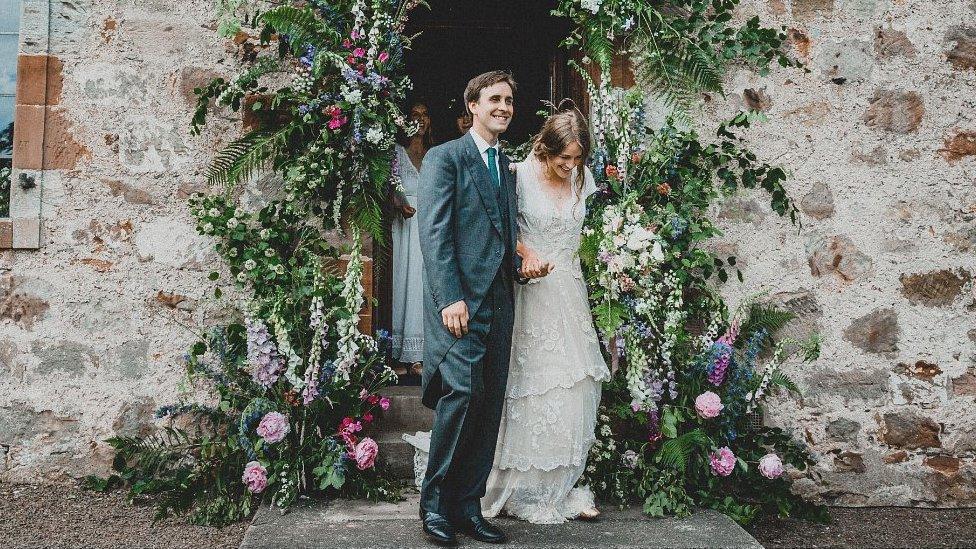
[544,141,583,181]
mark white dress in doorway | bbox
[391,144,425,364]
[480,158,611,524]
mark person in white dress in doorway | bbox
[481,103,611,524]
[391,101,432,378]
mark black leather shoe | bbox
[451,514,508,544]
[420,508,458,546]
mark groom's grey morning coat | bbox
[416,131,522,407]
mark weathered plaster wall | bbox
[1,0,974,505]
[709,0,976,505]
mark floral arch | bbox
[95,0,827,527]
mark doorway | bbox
[376,1,581,383]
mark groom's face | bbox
[468,82,514,137]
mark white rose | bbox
[259,229,271,239]
[226,217,239,229]
[236,272,247,282]
[202,222,214,233]
[244,259,257,270]
[365,127,384,144]
[208,208,220,217]
[264,248,275,257]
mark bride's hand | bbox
[521,257,554,279]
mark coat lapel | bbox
[462,133,503,236]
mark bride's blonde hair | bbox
[532,99,591,207]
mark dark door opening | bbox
[376,2,581,382]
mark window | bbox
[0,0,19,218]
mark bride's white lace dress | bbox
[480,158,611,524]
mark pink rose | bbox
[709,447,736,477]
[363,412,374,423]
[242,460,268,493]
[759,453,784,479]
[378,51,389,63]
[352,437,379,470]
[694,391,724,419]
[379,396,391,410]
[352,47,366,58]
[256,411,290,444]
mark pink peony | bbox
[709,447,736,477]
[328,115,348,130]
[378,51,390,63]
[352,47,366,58]
[379,396,391,410]
[694,391,724,419]
[759,453,784,479]
[242,461,268,493]
[352,437,379,470]
[256,411,290,444]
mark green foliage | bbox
[259,6,341,56]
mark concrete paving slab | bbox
[240,492,763,548]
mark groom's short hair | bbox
[464,71,518,113]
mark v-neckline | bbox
[531,158,573,215]
[401,146,422,175]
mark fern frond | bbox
[770,370,800,394]
[740,303,796,340]
[207,127,295,189]
[657,429,709,473]
[260,5,339,54]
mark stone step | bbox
[374,386,433,434]
[375,433,419,481]
[240,493,764,548]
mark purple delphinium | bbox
[299,44,316,68]
[246,317,284,387]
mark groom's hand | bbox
[441,300,469,338]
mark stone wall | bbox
[708,0,976,506]
[1,0,974,505]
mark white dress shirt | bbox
[469,128,501,178]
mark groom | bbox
[416,71,545,545]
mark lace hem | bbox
[507,360,610,399]
[392,335,424,362]
[495,433,596,472]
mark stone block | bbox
[717,197,766,225]
[800,181,834,219]
[32,340,98,377]
[113,397,157,438]
[924,455,961,476]
[826,417,861,442]
[946,26,976,71]
[899,268,971,307]
[805,367,890,402]
[115,340,150,380]
[880,410,941,449]
[178,66,222,106]
[0,273,51,329]
[833,450,866,473]
[895,360,942,382]
[15,54,63,106]
[874,26,916,59]
[11,218,41,249]
[939,131,976,164]
[0,221,12,249]
[863,90,925,134]
[806,234,873,283]
[0,402,79,445]
[11,105,89,170]
[951,372,976,396]
[791,0,834,21]
[102,179,153,205]
[843,308,899,354]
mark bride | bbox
[480,104,610,524]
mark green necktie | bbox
[486,147,500,188]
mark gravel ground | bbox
[746,506,976,548]
[0,482,248,549]
[3,482,976,548]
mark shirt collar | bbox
[469,128,498,154]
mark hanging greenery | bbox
[88,0,826,527]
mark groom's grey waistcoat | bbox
[416,131,521,408]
